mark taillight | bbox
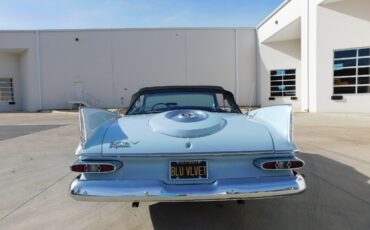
[70,163,116,173]
[289,160,304,169]
[261,162,277,169]
[257,159,304,170]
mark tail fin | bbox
[249,105,295,150]
[79,108,119,147]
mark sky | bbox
[0,0,284,30]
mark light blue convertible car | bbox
[69,86,306,204]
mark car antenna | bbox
[118,96,124,116]
[247,81,255,117]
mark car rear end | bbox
[69,105,306,202]
[70,152,306,202]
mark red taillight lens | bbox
[261,162,276,169]
[261,160,304,170]
[70,164,86,172]
[99,164,115,172]
[70,163,115,173]
[289,160,304,169]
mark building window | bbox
[270,69,296,97]
[334,48,370,94]
[0,78,14,102]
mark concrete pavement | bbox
[0,112,369,230]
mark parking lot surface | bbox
[0,112,369,230]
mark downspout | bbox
[36,31,43,111]
[256,28,260,107]
[234,29,239,104]
[306,0,310,112]
[184,31,188,85]
[109,31,119,109]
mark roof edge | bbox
[0,27,256,33]
[257,0,292,29]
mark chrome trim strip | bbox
[98,150,298,158]
[70,174,306,202]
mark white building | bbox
[0,29,257,111]
[0,0,369,112]
[258,0,370,112]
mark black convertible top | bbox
[126,85,241,114]
[136,85,226,94]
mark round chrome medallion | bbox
[165,110,208,123]
[149,109,226,138]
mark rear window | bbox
[126,90,240,115]
[144,92,215,110]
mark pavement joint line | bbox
[0,171,72,223]
[308,170,370,206]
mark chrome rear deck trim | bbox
[92,150,299,158]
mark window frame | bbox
[0,78,14,102]
[270,69,296,97]
[333,47,370,95]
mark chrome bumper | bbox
[70,174,306,202]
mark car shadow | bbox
[149,153,370,230]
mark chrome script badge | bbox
[109,140,139,149]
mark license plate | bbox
[170,160,208,180]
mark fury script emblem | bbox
[109,140,140,149]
